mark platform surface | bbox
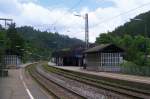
[48,62,150,84]
[0,63,52,99]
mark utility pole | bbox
[74,13,89,49]
[74,13,89,69]
[0,18,13,29]
[85,13,89,49]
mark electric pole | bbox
[0,18,13,29]
[85,13,89,49]
[74,13,89,49]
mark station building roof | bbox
[84,44,124,53]
[52,47,85,57]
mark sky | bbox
[0,0,150,42]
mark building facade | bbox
[84,44,124,72]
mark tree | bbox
[16,26,84,61]
[95,33,150,66]
[121,35,133,48]
[134,35,146,52]
[96,33,114,44]
[6,23,25,57]
[0,30,6,69]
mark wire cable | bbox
[91,2,150,28]
[51,0,82,30]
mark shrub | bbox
[121,61,150,76]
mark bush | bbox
[121,61,150,76]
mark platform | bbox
[48,62,150,85]
[0,63,52,99]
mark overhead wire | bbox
[51,0,82,32]
[32,1,150,35]
[61,0,107,33]
[91,1,150,28]
[29,0,82,32]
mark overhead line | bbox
[59,0,107,33]
[92,2,150,28]
[29,0,82,32]
[51,0,82,32]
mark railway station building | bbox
[84,44,124,72]
[52,46,84,66]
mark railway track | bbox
[27,63,150,99]
[27,64,85,99]
[43,65,150,99]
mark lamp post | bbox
[132,18,148,65]
[74,13,89,49]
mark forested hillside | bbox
[16,26,84,60]
[96,11,150,70]
[111,11,150,36]
[0,25,84,62]
[17,26,84,50]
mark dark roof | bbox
[5,49,20,56]
[52,47,85,57]
[84,44,124,53]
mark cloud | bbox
[0,0,22,15]
[0,0,150,42]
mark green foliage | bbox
[0,25,84,62]
[96,33,150,66]
[6,23,25,57]
[96,11,150,68]
[111,11,150,37]
[121,61,150,76]
[0,30,6,67]
[17,26,84,50]
[16,26,84,61]
[96,33,114,44]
